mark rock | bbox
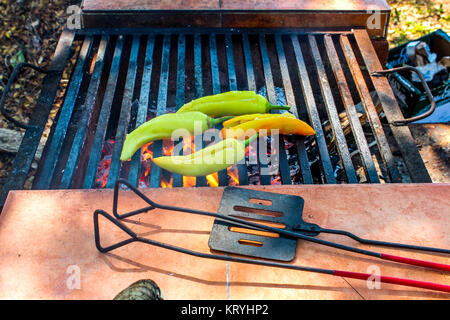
[0,128,44,162]
[113,279,163,300]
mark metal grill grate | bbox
[0,28,431,208]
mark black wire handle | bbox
[306,227,450,254]
[106,179,450,256]
[93,207,339,277]
[372,65,436,126]
[92,179,450,294]
[0,62,53,129]
[108,179,380,258]
[93,208,450,294]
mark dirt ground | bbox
[0,0,448,190]
[410,124,449,183]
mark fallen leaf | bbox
[10,50,25,68]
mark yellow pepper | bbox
[222,112,296,128]
[221,113,315,140]
[152,138,247,177]
[120,111,231,161]
[176,91,290,117]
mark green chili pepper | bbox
[176,91,290,117]
[120,111,231,162]
[152,135,257,177]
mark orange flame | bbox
[94,139,115,188]
[156,139,175,188]
[181,137,197,187]
[206,173,219,187]
[183,176,196,187]
[183,136,196,154]
[95,158,111,188]
[95,133,253,189]
[141,143,153,162]
[161,175,173,188]
[271,175,282,185]
[163,140,174,156]
[228,165,240,186]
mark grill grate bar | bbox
[175,35,186,107]
[225,35,238,91]
[225,34,248,186]
[291,35,336,184]
[210,34,229,187]
[352,29,431,183]
[35,36,94,189]
[308,35,358,184]
[0,29,434,211]
[259,34,291,185]
[60,36,109,189]
[105,36,141,188]
[83,38,123,189]
[209,34,221,94]
[150,34,171,188]
[193,34,208,187]
[242,34,256,92]
[127,35,156,187]
[242,34,270,185]
[340,35,401,183]
[323,35,380,183]
[82,36,125,188]
[172,34,186,188]
[274,34,313,184]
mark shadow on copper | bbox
[92,179,450,293]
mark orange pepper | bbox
[222,112,296,128]
[221,113,315,140]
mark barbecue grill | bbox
[0,1,432,210]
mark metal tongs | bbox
[372,65,437,126]
[94,179,450,293]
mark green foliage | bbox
[388,0,449,47]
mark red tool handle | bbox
[381,253,450,272]
[334,270,450,293]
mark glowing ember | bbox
[228,165,240,186]
[271,175,282,185]
[95,157,111,188]
[163,139,174,156]
[94,139,115,188]
[137,142,153,187]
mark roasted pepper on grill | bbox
[222,112,296,128]
[221,113,315,140]
[176,91,290,117]
[152,136,256,177]
[120,111,231,161]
